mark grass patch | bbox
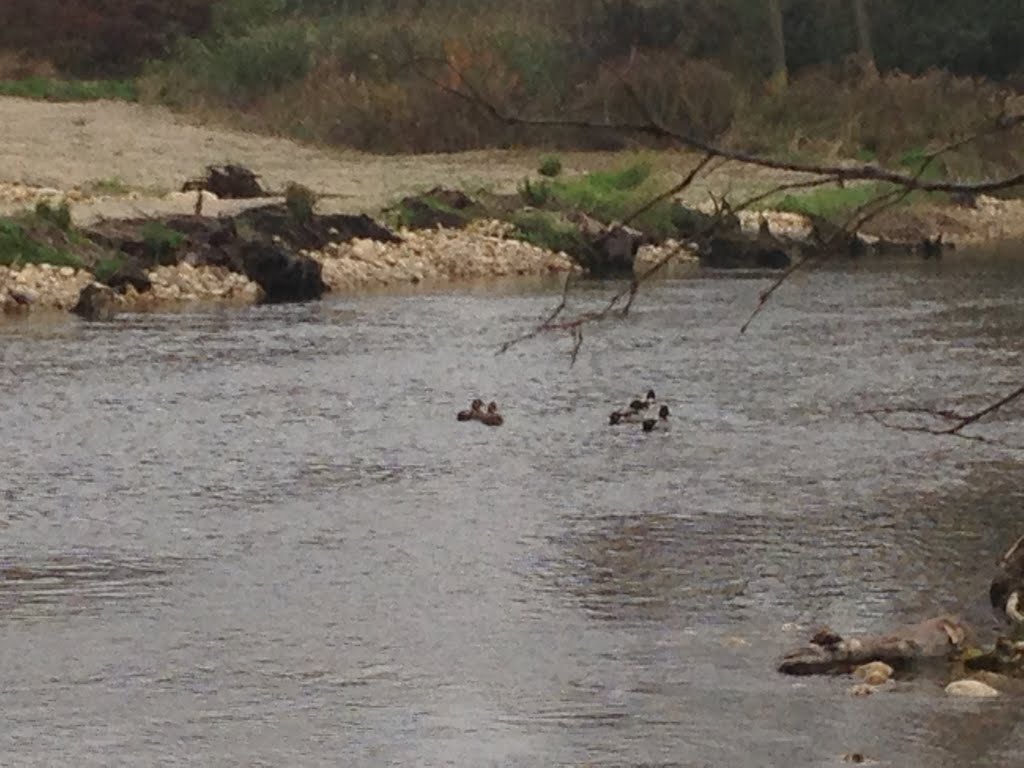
[538,156,563,177]
[773,183,905,220]
[0,77,136,102]
[86,177,132,196]
[33,200,72,231]
[520,160,678,238]
[509,210,588,256]
[141,222,186,261]
[93,254,127,283]
[0,219,84,268]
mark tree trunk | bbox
[851,0,877,77]
[766,0,788,90]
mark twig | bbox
[410,57,1024,195]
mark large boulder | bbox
[235,205,401,250]
[182,164,265,199]
[72,282,119,321]
[100,259,152,294]
[240,242,326,303]
[570,213,645,277]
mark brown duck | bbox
[457,399,484,421]
[479,401,504,427]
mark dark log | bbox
[778,615,977,675]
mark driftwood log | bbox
[778,616,977,675]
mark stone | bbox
[72,282,119,321]
[852,661,894,685]
[101,259,152,294]
[240,242,326,303]
[945,680,1000,698]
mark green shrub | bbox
[33,200,72,230]
[93,255,127,283]
[151,22,313,104]
[518,178,553,206]
[285,182,317,223]
[537,156,563,177]
[510,210,588,255]
[141,222,186,260]
[0,78,137,101]
[774,183,901,220]
[0,219,83,268]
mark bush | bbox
[141,222,185,261]
[538,156,563,177]
[0,219,82,268]
[0,0,214,77]
[146,22,313,105]
[33,200,72,231]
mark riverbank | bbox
[3,178,1023,318]
[2,96,1023,318]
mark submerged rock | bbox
[72,282,119,321]
[853,661,894,686]
[240,242,326,303]
[101,259,152,294]
[945,679,1000,698]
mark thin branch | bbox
[410,56,1024,194]
[860,382,1024,443]
[621,153,715,229]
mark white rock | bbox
[945,680,1000,698]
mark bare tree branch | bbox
[410,56,1024,194]
[420,57,1024,431]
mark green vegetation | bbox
[285,182,317,224]
[87,177,133,196]
[510,210,589,257]
[0,0,1019,172]
[33,200,72,231]
[0,78,136,102]
[537,156,563,178]
[773,183,908,220]
[388,194,474,230]
[0,218,83,268]
[93,254,128,283]
[141,222,186,261]
[519,161,678,238]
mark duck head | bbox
[658,405,670,419]
[991,534,1024,627]
[646,389,656,401]
[487,401,499,414]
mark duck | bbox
[479,401,504,427]
[609,389,657,425]
[991,534,1024,628]
[457,399,484,421]
[642,404,670,432]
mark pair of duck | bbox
[456,398,504,427]
[609,389,670,432]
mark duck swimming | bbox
[479,401,504,427]
[642,404,670,432]
[991,534,1024,630]
[609,389,657,425]
[457,399,484,421]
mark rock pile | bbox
[1,261,261,317]
[311,220,578,291]
[0,263,92,313]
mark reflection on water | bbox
[2,253,1024,766]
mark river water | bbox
[2,250,1024,767]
